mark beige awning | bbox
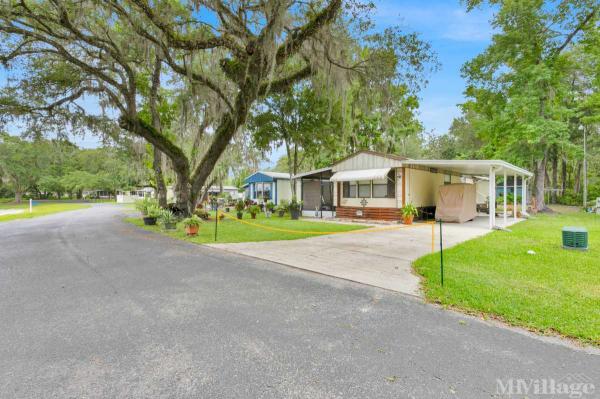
[330,168,391,182]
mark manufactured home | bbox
[294,151,533,229]
[243,171,298,205]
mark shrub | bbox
[401,203,418,217]
[265,201,275,212]
[158,209,177,225]
[278,199,290,212]
[182,215,202,227]
[247,204,260,215]
[135,197,158,216]
[146,204,161,218]
[235,199,245,212]
[288,199,302,212]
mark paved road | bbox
[0,205,598,398]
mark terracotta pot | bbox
[185,225,199,236]
[402,214,414,225]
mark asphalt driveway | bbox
[0,205,598,398]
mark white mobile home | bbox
[294,151,533,229]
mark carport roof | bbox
[402,160,533,177]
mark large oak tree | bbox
[0,0,354,214]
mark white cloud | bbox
[373,0,494,43]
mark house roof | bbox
[332,150,409,166]
[244,171,290,184]
[402,160,533,177]
[292,167,333,179]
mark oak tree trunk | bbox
[574,161,582,194]
[551,152,558,204]
[153,147,167,208]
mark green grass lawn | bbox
[126,211,368,244]
[0,202,90,222]
[414,212,600,345]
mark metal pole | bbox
[439,219,444,287]
[29,198,32,213]
[214,201,218,242]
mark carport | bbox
[403,160,533,229]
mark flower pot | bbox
[185,225,199,236]
[251,213,257,219]
[278,210,285,217]
[225,207,230,213]
[163,222,177,230]
[265,211,272,218]
[402,215,414,225]
[236,212,243,219]
[143,216,157,225]
[290,209,300,220]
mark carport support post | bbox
[513,174,518,218]
[503,171,507,227]
[522,179,527,215]
[489,166,496,229]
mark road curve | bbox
[0,205,598,398]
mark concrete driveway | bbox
[1,205,597,398]
[209,217,519,296]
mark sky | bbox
[1,0,496,161]
[376,0,495,134]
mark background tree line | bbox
[0,133,149,202]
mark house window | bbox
[263,183,272,200]
[358,181,371,198]
[444,174,452,185]
[255,183,263,199]
[373,170,396,198]
[343,182,357,198]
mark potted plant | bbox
[235,199,245,219]
[277,200,289,217]
[400,203,418,225]
[265,201,275,218]
[182,215,201,236]
[158,209,177,230]
[135,197,159,225]
[289,199,302,220]
[247,204,260,219]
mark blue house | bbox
[243,171,293,205]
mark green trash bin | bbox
[562,226,588,250]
